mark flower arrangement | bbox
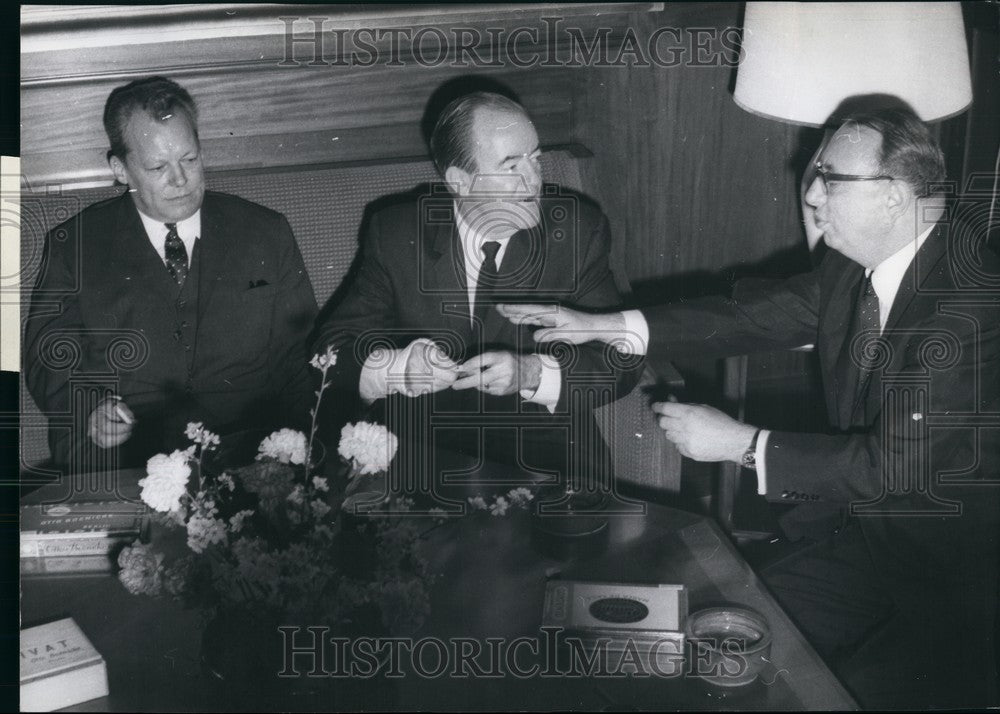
[118,345,545,640]
[118,346,431,634]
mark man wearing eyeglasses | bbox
[498,106,999,708]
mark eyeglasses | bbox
[813,161,895,191]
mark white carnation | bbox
[139,450,191,512]
[257,428,308,465]
[338,422,399,475]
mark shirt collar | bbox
[136,208,201,244]
[866,225,935,318]
[454,202,512,267]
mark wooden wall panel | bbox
[22,63,578,186]
[574,6,815,302]
[20,3,655,187]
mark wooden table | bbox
[21,465,856,711]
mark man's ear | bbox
[444,166,471,196]
[884,180,909,222]
[108,155,129,186]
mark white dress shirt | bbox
[136,209,200,268]
[358,205,560,409]
[619,226,934,495]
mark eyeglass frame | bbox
[813,161,895,190]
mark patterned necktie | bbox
[164,223,189,285]
[474,241,501,328]
[856,273,881,374]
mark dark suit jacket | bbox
[315,186,643,475]
[25,191,318,468]
[643,224,999,607]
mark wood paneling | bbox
[22,64,578,186]
[574,5,814,301]
[20,3,657,187]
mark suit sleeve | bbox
[313,210,399,392]
[268,216,319,430]
[544,211,644,411]
[25,225,78,416]
[23,221,103,464]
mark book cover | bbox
[20,618,109,711]
[21,500,147,535]
[20,554,115,576]
[20,533,136,558]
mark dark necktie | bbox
[473,241,501,329]
[164,223,189,285]
[856,273,881,375]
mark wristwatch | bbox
[741,429,761,471]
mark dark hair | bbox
[841,107,945,198]
[103,76,199,160]
[429,91,526,175]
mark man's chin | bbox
[158,193,204,222]
[462,198,540,233]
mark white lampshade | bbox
[734,2,972,126]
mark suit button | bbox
[780,491,791,499]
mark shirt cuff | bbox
[359,339,426,401]
[618,310,649,356]
[755,429,771,496]
[520,353,561,413]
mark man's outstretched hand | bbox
[496,304,625,345]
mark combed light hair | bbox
[842,107,945,198]
[429,92,526,175]
[103,76,199,160]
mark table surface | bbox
[21,464,857,712]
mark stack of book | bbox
[20,501,149,576]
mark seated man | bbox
[25,76,318,472]
[315,91,642,487]
[498,106,999,708]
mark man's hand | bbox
[452,352,542,396]
[651,400,758,463]
[404,340,459,396]
[496,304,626,345]
[88,397,135,448]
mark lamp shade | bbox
[734,2,972,126]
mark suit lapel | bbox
[479,229,534,343]
[881,224,948,336]
[425,216,473,343]
[861,224,949,420]
[196,195,226,327]
[118,194,178,304]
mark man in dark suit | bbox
[25,76,317,471]
[315,91,641,484]
[499,107,999,708]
